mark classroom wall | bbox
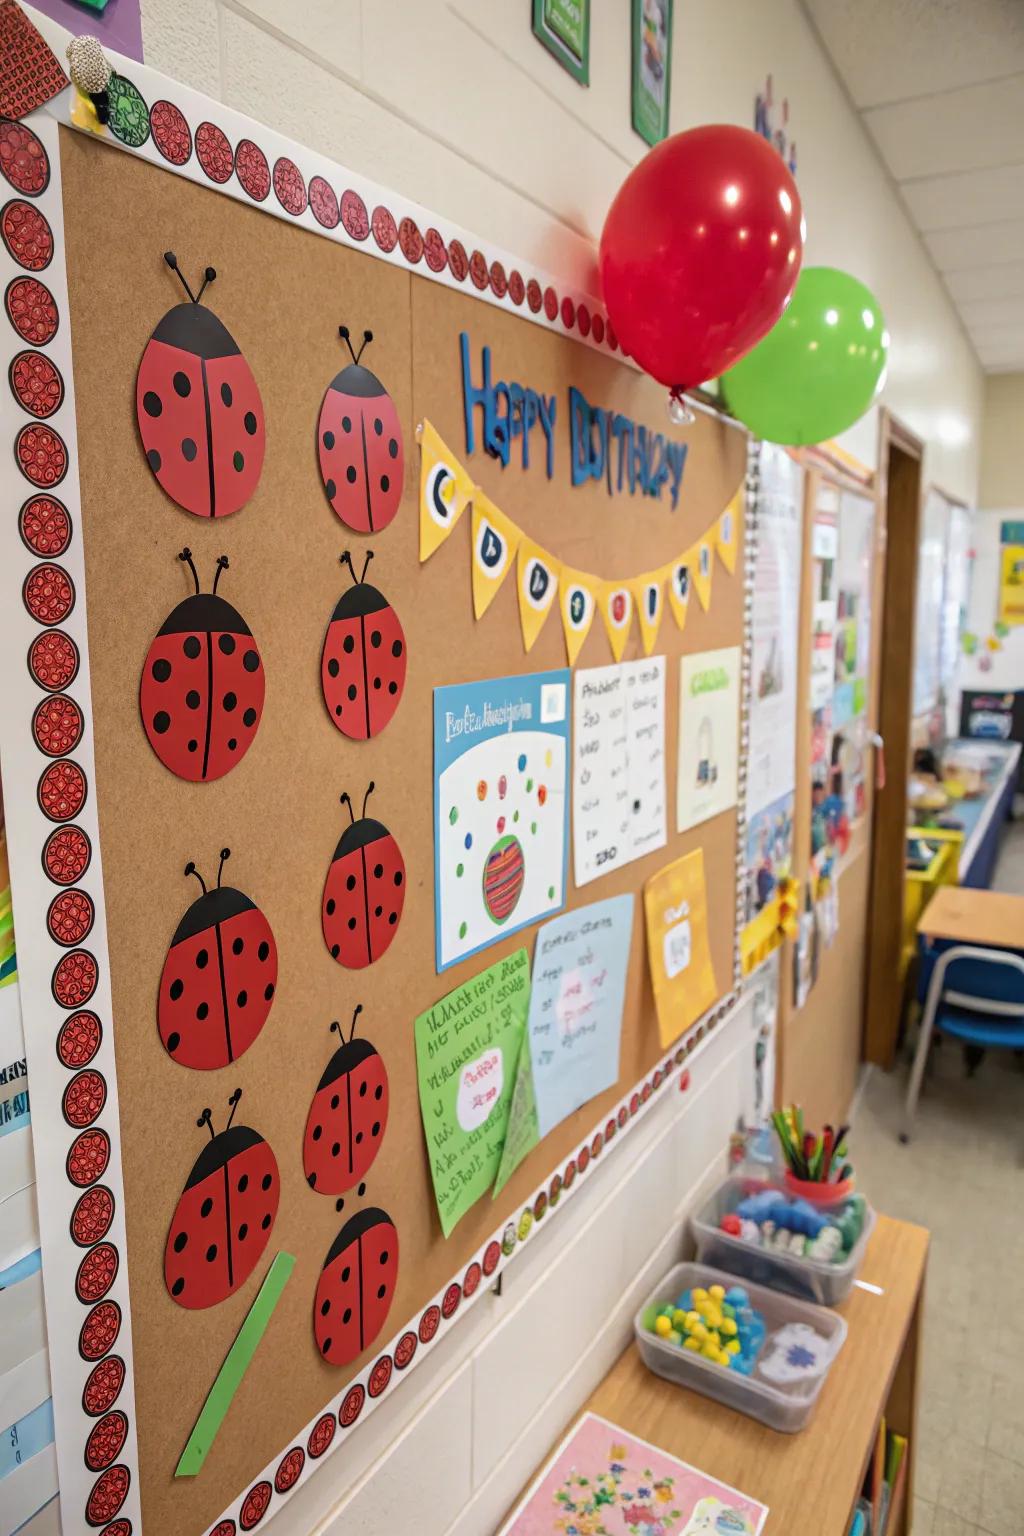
[980,372,1024,510]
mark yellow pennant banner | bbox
[471,493,521,620]
[517,537,560,652]
[629,572,665,657]
[665,557,691,632]
[692,538,714,613]
[417,420,475,562]
[715,487,741,575]
[559,568,598,666]
[599,580,634,662]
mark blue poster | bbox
[527,894,635,1137]
[433,670,571,972]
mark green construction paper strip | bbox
[175,1251,295,1477]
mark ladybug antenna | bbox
[349,1003,363,1042]
[361,781,375,819]
[197,1107,214,1140]
[338,325,357,365]
[340,792,355,826]
[226,1088,242,1130]
[217,848,230,888]
[178,547,200,595]
[339,550,358,586]
[360,550,374,584]
[355,329,373,364]
[212,555,229,595]
[196,265,217,304]
[184,860,208,897]
[164,250,198,304]
[329,1019,342,1039]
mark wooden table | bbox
[918,884,1024,950]
[506,1215,928,1536]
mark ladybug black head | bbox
[319,1006,378,1089]
[332,549,389,621]
[160,549,254,637]
[172,848,255,945]
[333,782,390,859]
[329,325,387,398]
[324,1206,392,1270]
[187,1090,264,1187]
[153,252,239,360]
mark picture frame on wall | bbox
[532,0,591,86]
[631,0,674,145]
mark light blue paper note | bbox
[528,895,635,1138]
[1,1398,54,1482]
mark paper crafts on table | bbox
[415,949,531,1237]
[573,658,666,887]
[643,850,718,1049]
[433,671,570,972]
[676,646,740,832]
[496,1411,768,1535]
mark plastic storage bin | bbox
[635,1261,847,1433]
[692,1174,876,1307]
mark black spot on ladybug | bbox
[330,1092,340,1109]
[237,990,247,1007]
[188,739,198,752]
[346,465,357,484]
[388,438,398,458]
[232,936,244,955]
[153,711,170,734]
[148,448,162,472]
[173,372,191,398]
[342,416,351,432]
[223,691,237,711]
[243,707,257,727]
[394,870,403,887]
[233,451,244,472]
[343,635,355,654]
[371,630,382,648]
[197,1001,209,1020]
[347,917,357,930]
[186,689,200,709]
[331,944,340,958]
[321,1299,330,1316]
[168,1031,180,1051]
[172,1277,185,1295]
[377,1284,386,1298]
[219,634,236,655]
[380,475,390,493]
[170,978,184,1000]
[388,912,397,925]
[238,1222,248,1240]
[313,1125,322,1141]
[373,863,383,878]
[374,904,382,917]
[343,1307,352,1323]
[144,391,162,417]
[326,898,336,916]
[323,430,335,450]
[152,658,172,682]
[258,941,269,961]
[392,640,403,658]
[265,983,274,1000]
[228,737,237,751]
[221,382,233,407]
[243,650,259,672]
[388,681,398,695]
[196,949,209,969]
[328,658,340,678]
[238,1173,249,1193]
[182,437,198,461]
[201,1197,213,1216]
[358,1183,365,1196]
[335,704,343,717]
[244,412,258,435]
[331,1141,340,1157]
[373,678,382,691]
[183,636,201,659]
[322,1336,332,1353]
[347,684,357,701]
[374,1084,383,1099]
[372,1120,380,1135]
[174,1231,187,1252]
[261,1213,271,1229]
[206,1243,217,1262]
[374,419,383,435]
[326,478,336,500]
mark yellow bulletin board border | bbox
[3,34,754,1536]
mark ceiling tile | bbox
[802,0,1024,108]
[901,163,1024,232]
[863,74,1024,180]
[925,217,1024,272]
[944,260,1024,303]
[958,294,1024,330]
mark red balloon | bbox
[599,125,804,393]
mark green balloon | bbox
[721,267,888,445]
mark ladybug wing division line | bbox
[140,549,265,782]
[322,783,406,969]
[313,1207,399,1366]
[137,252,265,519]
[158,849,278,1068]
[303,1007,390,1193]
[321,550,407,739]
[318,326,403,534]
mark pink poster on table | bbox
[498,1413,769,1536]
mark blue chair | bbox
[901,944,1024,1142]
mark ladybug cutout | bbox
[317,326,403,533]
[158,849,278,1069]
[322,783,406,969]
[137,251,265,519]
[321,550,407,739]
[164,1090,279,1309]
[314,1206,399,1367]
[140,548,265,782]
[303,1006,389,1194]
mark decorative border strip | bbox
[734,438,759,989]
[0,28,756,1535]
[0,110,141,1534]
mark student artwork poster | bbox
[434,671,570,971]
[676,647,740,832]
[747,444,803,822]
[743,791,794,927]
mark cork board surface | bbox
[59,129,746,1534]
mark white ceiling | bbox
[803,0,1024,372]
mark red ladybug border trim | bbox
[0,109,142,1535]
[0,35,758,1534]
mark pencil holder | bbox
[783,1171,854,1204]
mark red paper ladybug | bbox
[322,783,406,970]
[158,849,277,1069]
[318,326,403,533]
[164,1090,279,1310]
[140,548,265,782]
[137,252,265,519]
[321,550,406,739]
[314,1207,399,1366]
[303,1006,389,1194]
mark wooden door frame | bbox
[864,409,925,1066]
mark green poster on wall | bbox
[631,0,674,146]
[533,0,591,85]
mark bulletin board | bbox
[0,64,747,1536]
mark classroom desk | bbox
[917,884,1024,951]
[506,1215,928,1536]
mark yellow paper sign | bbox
[692,538,714,612]
[665,558,691,631]
[417,419,475,562]
[559,568,598,666]
[599,580,634,662]
[470,492,521,619]
[998,544,1024,627]
[644,849,718,1048]
[715,488,741,575]
[517,537,560,651]
[629,572,665,656]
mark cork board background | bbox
[59,129,746,1535]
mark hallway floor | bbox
[853,814,1024,1536]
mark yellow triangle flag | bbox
[629,571,665,656]
[715,487,741,575]
[692,537,714,612]
[665,556,691,631]
[559,568,598,666]
[517,538,560,652]
[417,420,475,563]
[470,492,521,619]
[599,580,634,662]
